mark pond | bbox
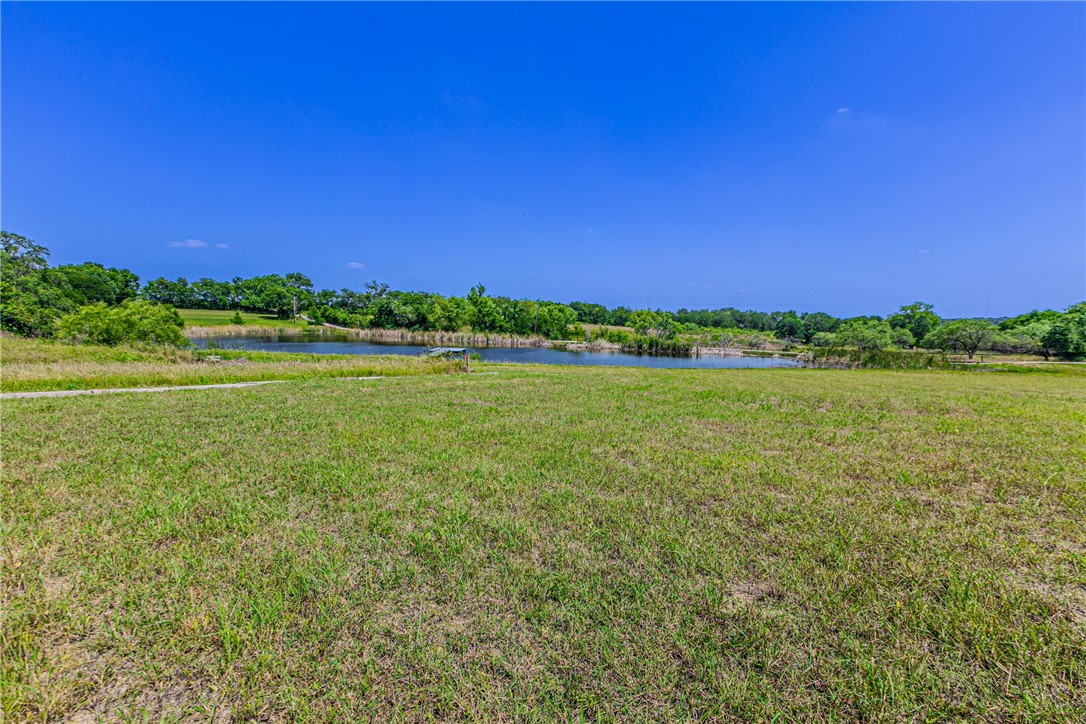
[192,333,801,369]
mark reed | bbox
[804,347,954,369]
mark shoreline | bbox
[187,323,799,361]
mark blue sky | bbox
[3,2,1083,317]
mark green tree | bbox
[467,284,504,332]
[887,302,941,342]
[800,312,840,342]
[835,319,894,350]
[890,326,916,348]
[0,231,77,336]
[1042,303,1086,359]
[629,309,677,339]
[430,296,473,331]
[772,311,805,341]
[923,319,996,359]
[55,262,140,306]
[999,309,1061,331]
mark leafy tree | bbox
[890,327,916,348]
[627,310,677,340]
[58,299,187,346]
[922,319,996,359]
[835,319,894,350]
[887,302,941,343]
[467,284,504,332]
[998,309,1062,331]
[371,296,419,329]
[141,277,196,308]
[55,262,140,306]
[771,311,805,341]
[0,231,77,336]
[800,312,840,342]
[810,331,838,347]
[430,296,473,331]
[990,322,1053,359]
[609,306,633,327]
[535,302,578,339]
[1042,303,1086,359]
[568,301,611,325]
[629,309,659,336]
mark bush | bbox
[58,300,188,346]
[231,310,244,325]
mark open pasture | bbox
[3,364,1084,720]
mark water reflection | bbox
[193,334,800,369]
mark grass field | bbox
[3,358,1085,720]
[177,309,309,329]
[0,338,452,393]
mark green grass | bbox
[3,363,1084,720]
[0,337,452,392]
[177,308,309,329]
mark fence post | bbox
[465,350,470,373]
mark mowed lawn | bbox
[3,365,1084,721]
[176,308,309,329]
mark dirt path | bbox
[1,377,383,400]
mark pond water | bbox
[193,334,801,370]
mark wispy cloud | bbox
[167,239,208,249]
[214,243,230,250]
[346,261,366,270]
[829,107,897,132]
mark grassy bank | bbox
[0,337,453,392]
[177,308,309,329]
[3,363,1084,720]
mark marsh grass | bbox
[2,362,1084,720]
[807,347,955,370]
[0,338,451,392]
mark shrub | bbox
[58,300,188,346]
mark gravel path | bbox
[1,377,382,400]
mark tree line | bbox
[2,230,1084,358]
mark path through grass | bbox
[0,337,451,392]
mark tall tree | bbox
[0,231,77,335]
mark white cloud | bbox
[167,239,208,248]
[214,243,230,250]
[829,107,898,132]
[346,261,366,270]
